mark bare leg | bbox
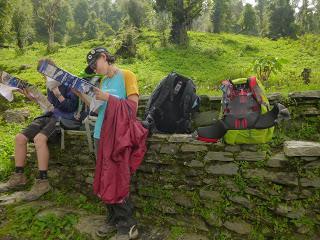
[33,133,49,171]
[14,133,28,167]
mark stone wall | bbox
[25,90,320,239]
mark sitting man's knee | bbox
[15,133,28,145]
[33,133,48,147]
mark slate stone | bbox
[284,141,320,157]
[206,163,238,176]
[204,152,234,162]
[223,220,252,235]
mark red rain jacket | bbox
[93,95,148,204]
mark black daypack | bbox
[142,72,200,133]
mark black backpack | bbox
[142,72,200,133]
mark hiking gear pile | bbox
[196,77,290,144]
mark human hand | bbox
[93,87,109,101]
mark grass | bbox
[0,31,319,96]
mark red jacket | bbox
[93,95,148,204]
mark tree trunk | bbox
[47,25,55,52]
[170,0,188,45]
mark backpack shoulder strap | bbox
[144,72,174,118]
[248,76,263,104]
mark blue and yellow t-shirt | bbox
[93,69,139,139]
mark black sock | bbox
[15,166,24,174]
[38,170,48,180]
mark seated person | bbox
[0,58,79,201]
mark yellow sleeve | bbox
[123,69,139,97]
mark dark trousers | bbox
[94,139,137,233]
[107,197,137,233]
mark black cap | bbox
[84,47,110,74]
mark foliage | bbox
[252,55,285,83]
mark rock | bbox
[225,145,241,153]
[303,161,320,169]
[138,164,158,173]
[179,233,209,240]
[301,107,320,116]
[35,207,75,219]
[235,151,266,161]
[275,204,306,219]
[160,144,179,154]
[14,200,55,212]
[301,156,319,162]
[75,215,106,240]
[173,193,193,208]
[168,134,193,143]
[229,196,252,209]
[180,144,207,153]
[182,216,209,232]
[4,109,30,123]
[154,201,176,214]
[199,190,222,201]
[205,214,223,227]
[244,169,299,186]
[85,176,94,185]
[18,64,31,70]
[148,134,169,142]
[184,160,204,168]
[284,141,320,157]
[245,187,268,200]
[206,163,238,176]
[148,143,161,152]
[224,180,240,192]
[169,215,209,232]
[266,153,288,167]
[240,144,258,152]
[289,90,320,99]
[223,220,252,235]
[300,178,320,188]
[267,92,282,102]
[204,152,234,162]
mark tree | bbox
[297,0,315,34]
[267,0,297,39]
[11,0,34,49]
[127,0,146,28]
[0,0,14,46]
[255,0,268,35]
[74,0,90,28]
[35,0,65,52]
[191,0,213,32]
[85,11,99,40]
[155,11,172,46]
[239,3,257,35]
[211,0,239,33]
[102,0,126,31]
[315,0,320,33]
[228,0,244,33]
[212,0,223,33]
[154,0,204,45]
[55,1,72,44]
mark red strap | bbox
[248,76,257,88]
[242,119,247,128]
[197,136,219,143]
